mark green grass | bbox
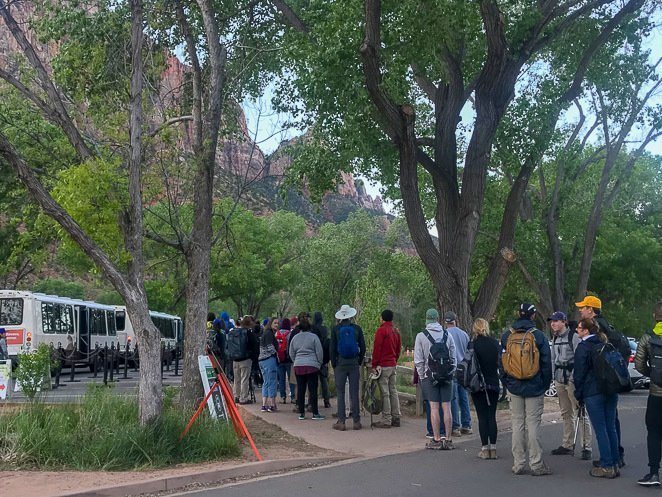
[0,386,240,470]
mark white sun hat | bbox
[335,304,357,320]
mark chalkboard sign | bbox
[197,355,229,422]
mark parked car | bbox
[627,338,650,389]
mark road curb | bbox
[63,456,350,497]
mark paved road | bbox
[176,391,652,497]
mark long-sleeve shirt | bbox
[414,322,456,380]
[371,322,401,368]
[289,330,323,370]
[330,320,366,368]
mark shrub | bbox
[0,386,239,470]
[14,344,56,400]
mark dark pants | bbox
[335,363,360,423]
[319,364,330,402]
[296,371,319,416]
[616,408,624,456]
[472,389,499,445]
[646,395,662,472]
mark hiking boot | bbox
[451,429,462,437]
[353,421,362,430]
[312,414,326,420]
[551,446,573,456]
[638,473,661,486]
[426,439,444,450]
[441,439,454,450]
[512,466,529,475]
[332,421,346,431]
[581,449,592,460]
[531,464,553,476]
[460,427,473,435]
[391,418,401,427]
[590,466,616,479]
[372,420,391,429]
[489,449,498,460]
[478,449,490,459]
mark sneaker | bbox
[551,446,573,456]
[489,449,498,460]
[324,400,331,408]
[478,449,490,459]
[353,421,362,430]
[460,427,473,435]
[581,449,592,461]
[425,432,434,439]
[312,414,326,420]
[426,439,444,450]
[267,406,278,412]
[531,464,553,476]
[391,418,401,427]
[332,421,346,431]
[441,439,454,450]
[372,420,392,429]
[512,466,529,475]
[638,473,661,486]
[451,429,462,437]
[298,414,305,420]
[281,397,287,404]
[590,466,616,479]
[260,405,268,412]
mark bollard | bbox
[69,354,76,383]
[124,343,129,379]
[173,344,180,376]
[109,343,115,382]
[165,344,171,372]
[93,344,99,378]
[53,344,61,389]
[103,344,109,385]
[161,344,165,379]
[115,342,120,375]
[133,345,139,372]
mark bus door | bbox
[76,305,90,356]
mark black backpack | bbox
[648,335,662,387]
[425,330,453,385]
[595,316,631,362]
[455,341,485,393]
[226,327,248,361]
[592,342,632,395]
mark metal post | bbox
[93,344,99,378]
[103,344,108,385]
[166,344,171,372]
[123,343,129,379]
[115,342,120,375]
[174,344,180,376]
[69,354,75,382]
[133,345,138,372]
[161,344,165,379]
[109,342,115,382]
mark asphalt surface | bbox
[175,391,653,497]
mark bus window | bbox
[115,310,126,331]
[91,309,106,335]
[0,298,24,325]
[106,311,116,336]
[60,305,74,334]
[41,303,73,334]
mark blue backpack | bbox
[592,342,632,395]
[337,324,359,359]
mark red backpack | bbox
[275,329,290,363]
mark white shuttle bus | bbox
[0,290,182,364]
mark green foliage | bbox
[32,279,85,299]
[14,344,55,401]
[0,386,239,470]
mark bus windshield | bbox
[0,298,23,325]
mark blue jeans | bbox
[424,400,445,436]
[585,393,619,468]
[451,380,472,429]
[259,356,278,398]
[277,363,295,399]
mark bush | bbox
[0,386,240,470]
[14,344,56,400]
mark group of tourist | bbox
[207,296,662,487]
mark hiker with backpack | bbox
[576,295,629,468]
[226,315,258,405]
[370,309,402,429]
[573,317,622,479]
[465,318,500,459]
[414,308,457,450]
[289,313,325,421]
[312,312,332,409]
[501,303,552,476]
[549,311,592,460]
[634,301,662,486]
[258,318,280,412]
[275,317,295,404]
[445,311,473,436]
[330,304,366,431]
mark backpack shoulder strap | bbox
[423,329,435,345]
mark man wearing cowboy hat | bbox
[330,304,366,431]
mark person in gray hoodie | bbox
[414,308,457,450]
[289,313,325,420]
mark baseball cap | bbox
[575,296,602,309]
[425,308,439,324]
[519,303,537,317]
[547,311,567,322]
[444,311,458,323]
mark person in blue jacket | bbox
[501,303,552,476]
[573,317,619,479]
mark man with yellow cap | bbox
[575,294,630,470]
